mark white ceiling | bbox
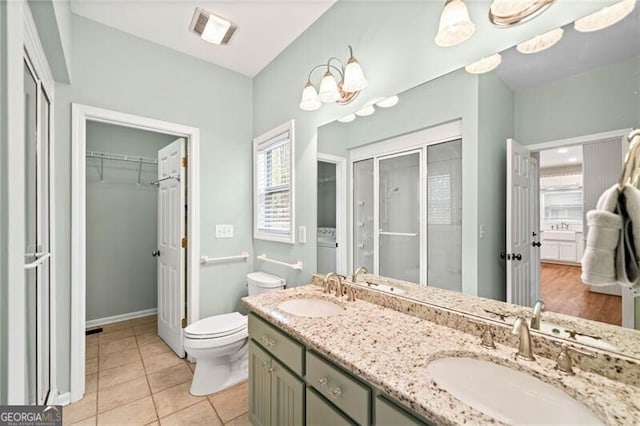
[496,4,640,91]
[539,145,583,169]
[70,0,337,77]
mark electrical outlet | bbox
[215,224,234,239]
[298,226,307,244]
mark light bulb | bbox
[299,82,321,111]
[574,0,635,33]
[318,70,341,103]
[517,28,563,54]
[355,105,375,117]
[343,58,368,92]
[465,53,502,74]
[337,114,356,123]
[375,96,399,108]
[435,0,475,47]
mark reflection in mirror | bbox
[315,4,639,358]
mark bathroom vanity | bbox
[242,280,640,425]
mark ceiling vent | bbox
[190,8,237,46]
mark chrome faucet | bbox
[530,300,546,330]
[512,317,535,361]
[323,272,338,294]
[352,266,368,283]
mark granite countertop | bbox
[242,284,640,425]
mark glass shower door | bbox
[352,159,374,273]
[24,59,51,405]
[377,151,421,283]
[426,140,462,291]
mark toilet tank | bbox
[247,272,286,296]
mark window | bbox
[253,120,295,243]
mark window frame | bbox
[253,120,295,244]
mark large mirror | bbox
[315,5,640,358]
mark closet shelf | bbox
[86,150,158,165]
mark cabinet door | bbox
[375,396,429,426]
[558,243,577,262]
[541,242,559,260]
[307,388,355,426]
[249,341,272,426]
[271,358,304,426]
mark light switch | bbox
[216,224,234,238]
[298,226,307,244]
[479,224,486,240]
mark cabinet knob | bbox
[512,253,522,261]
[267,367,275,373]
[319,377,328,386]
[262,361,269,367]
[331,387,342,398]
[532,242,542,247]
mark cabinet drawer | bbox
[249,313,304,376]
[375,396,429,426]
[307,388,355,426]
[306,351,371,425]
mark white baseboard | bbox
[86,308,157,328]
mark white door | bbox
[156,138,186,357]
[506,139,539,307]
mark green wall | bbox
[54,15,253,393]
[27,0,71,83]
[85,122,175,322]
[477,72,514,300]
[252,0,616,288]
[515,56,640,145]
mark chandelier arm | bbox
[308,63,344,82]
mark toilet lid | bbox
[185,312,247,338]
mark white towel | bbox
[581,184,640,293]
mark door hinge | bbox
[181,318,187,328]
[182,156,188,168]
[181,237,188,248]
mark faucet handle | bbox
[345,285,356,302]
[555,343,596,375]
[480,327,496,349]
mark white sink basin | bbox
[538,321,618,351]
[277,298,344,318]
[543,230,576,241]
[427,357,602,425]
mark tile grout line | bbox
[135,323,160,424]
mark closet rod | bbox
[86,150,158,165]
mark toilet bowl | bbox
[184,272,286,396]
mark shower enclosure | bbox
[351,138,462,291]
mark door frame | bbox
[70,104,201,402]
[527,127,634,328]
[317,153,347,275]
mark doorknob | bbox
[512,253,522,261]
[152,250,161,257]
[532,242,542,247]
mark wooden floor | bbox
[541,263,621,326]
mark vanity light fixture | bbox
[489,0,555,27]
[299,46,368,111]
[337,113,356,123]
[516,28,564,54]
[435,0,476,47]
[465,53,502,74]
[190,8,237,45]
[557,148,569,154]
[376,96,400,108]
[355,105,376,117]
[574,0,635,33]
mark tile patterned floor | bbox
[63,315,250,426]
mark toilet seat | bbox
[185,312,247,340]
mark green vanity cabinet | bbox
[307,387,356,426]
[374,395,429,426]
[248,314,306,426]
[248,313,429,426]
[249,340,305,426]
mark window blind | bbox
[256,131,292,236]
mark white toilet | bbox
[184,272,286,396]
